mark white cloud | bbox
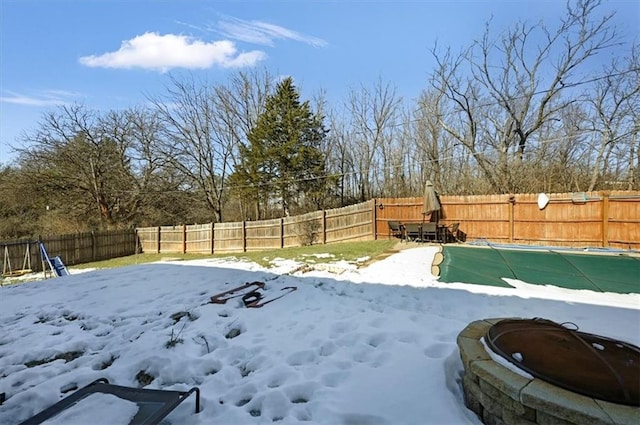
[0,90,77,106]
[218,16,328,48]
[79,32,267,72]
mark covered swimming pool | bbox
[436,243,640,294]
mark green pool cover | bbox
[438,245,640,294]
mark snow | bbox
[479,337,534,380]
[1,246,638,424]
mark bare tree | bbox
[0,165,42,238]
[345,78,403,200]
[124,107,204,226]
[16,104,152,229]
[325,108,358,205]
[630,121,640,190]
[152,70,274,222]
[534,103,592,192]
[585,46,640,191]
[430,0,620,193]
[211,69,274,220]
[151,75,225,222]
[410,88,465,194]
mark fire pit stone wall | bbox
[457,319,638,425]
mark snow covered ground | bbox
[0,246,638,424]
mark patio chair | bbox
[445,223,460,243]
[19,378,200,425]
[403,223,422,242]
[421,223,438,242]
[387,221,404,241]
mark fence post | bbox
[508,195,515,243]
[280,218,284,249]
[602,191,610,247]
[322,211,327,244]
[211,221,216,254]
[244,221,249,252]
[157,226,161,254]
[182,224,187,254]
[91,231,96,261]
[372,199,378,240]
[135,229,141,255]
[37,235,44,275]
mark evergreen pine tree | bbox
[234,77,329,218]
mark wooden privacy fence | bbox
[375,191,640,250]
[137,201,374,254]
[139,191,640,255]
[3,191,638,274]
[1,230,138,276]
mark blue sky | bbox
[1,0,638,165]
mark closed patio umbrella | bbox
[422,180,441,221]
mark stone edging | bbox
[457,318,639,425]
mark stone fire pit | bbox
[457,319,638,425]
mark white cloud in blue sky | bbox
[0,90,78,107]
[79,32,267,72]
[77,18,326,72]
[216,16,328,48]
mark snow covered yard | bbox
[0,246,638,424]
